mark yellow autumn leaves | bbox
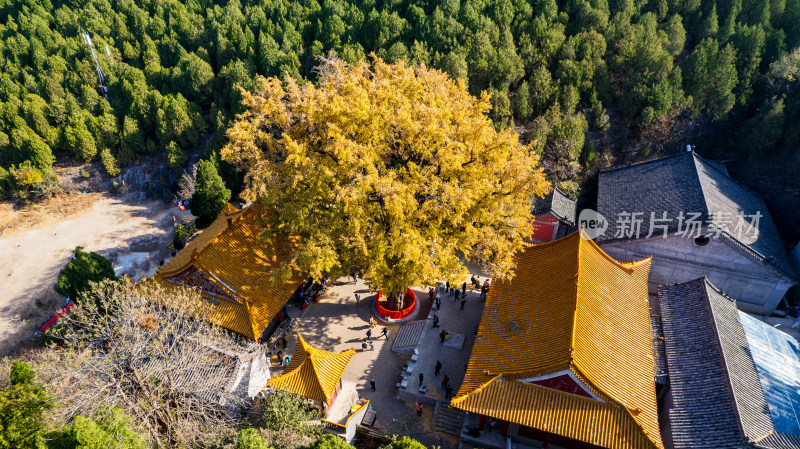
[222,57,549,293]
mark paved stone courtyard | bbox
[274,273,489,447]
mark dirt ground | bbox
[0,192,194,357]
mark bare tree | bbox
[33,279,258,448]
[176,164,197,203]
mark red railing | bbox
[39,302,74,333]
[374,288,416,319]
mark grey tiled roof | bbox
[659,278,800,449]
[705,280,774,441]
[659,278,748,449]
[597,152,797,282]
[532,186,577,226]
[650,314,669,385]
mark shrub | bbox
[237,428,271,449]
[380,437,426,449]
[55,247,117,302]
[310,434,353,449]
[13,161,44,187]
[49,408,147,449]
[100,149,120,177]
[80,169,91,178]
[0,361,52,449]
[173,223,197,249]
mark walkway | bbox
[275,274,489,448]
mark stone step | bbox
[392,320,427,353]
[432,400,464,436]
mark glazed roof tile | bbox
[452,232,662,449]
[267,333,355,404]
[151,202,303,340]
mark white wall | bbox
[601,235,792,314]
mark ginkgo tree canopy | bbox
[222,57,549,294]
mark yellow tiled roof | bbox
[150,202,303,340]
[267,333,356,404]
[452,232,662,449]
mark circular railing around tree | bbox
[374,287,416,320]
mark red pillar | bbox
[478,415,486,431]
[501,421,509,437]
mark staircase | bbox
[392,320,427,354]
[432,400,464,436]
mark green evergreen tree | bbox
[189,159,231,229]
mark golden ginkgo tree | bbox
[222,57,549,296]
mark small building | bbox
[597,151,797,314]
[658,278,800,449]
[266,333,368,443]
[452,232,663,449]
[136,339,271,404]
[151,202,304,341]
[530,186,577,242]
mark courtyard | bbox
[272,274,489,448]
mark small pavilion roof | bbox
[267,333,355,404]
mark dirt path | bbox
[0,193,193,356]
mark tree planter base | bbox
[373,288,419,324]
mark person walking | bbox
[354,272,359,284]
[366,328,372,342]
[370,377,376,392]
[351,270,356,283]
[276,351,283,365]
[381,327,389,339]
[462,281,467,296]
[439,330,447,343]
[368,340,374,351]
[441,375,450,388]
[454,287,460,300]
[435,360,442,376]
[432,314,440,328]
[435,297,441,311]
[419,373,424,386]
[428,286,435,301]
[415,401,423,416]
[355,293,360,308]
[445,385,453,400]
[460,297,466,310]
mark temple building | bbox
[658,278,800,449]
[266,333,368,443]
[452,231,663,449]
[530,186,577,243]
[596,150,797,314]
[151,202,303,341]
